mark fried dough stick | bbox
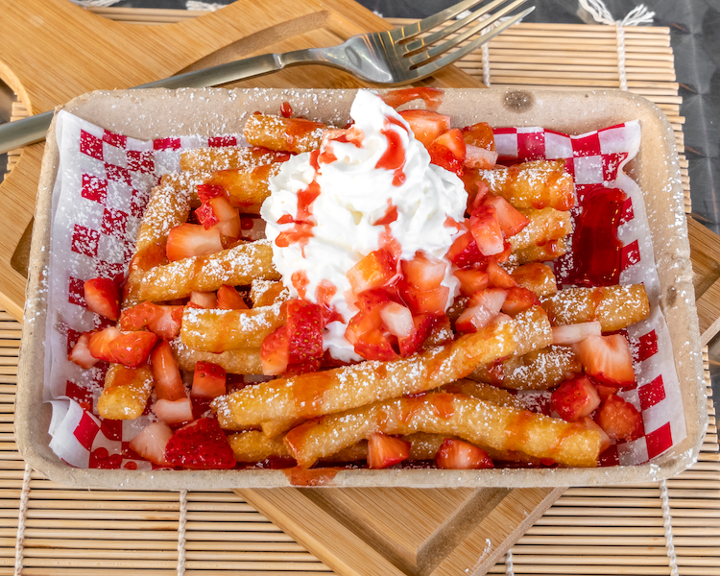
[510,263,558,298]
[124,174,198,304]
[542,284,650,332]
[133,240,279,303]
[212,307,552,430]
[172,340,263,375]
[181,301,285,352]
[470,345,582,391]
[476,160,575,211]
[284,392,601,468]
[97,364,154,420]
[201,164,282,214]
[509,208,572,252]
[250,280,288,308]
[244,114,326,154]
[180,146,289,172]
[508,238,567,266]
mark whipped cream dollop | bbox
[261,89,468,361]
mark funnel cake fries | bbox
[73,88,655,473]
[284,392,602,468]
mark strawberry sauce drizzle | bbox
[376,116,408,186]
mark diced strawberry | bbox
[461,122,496,151]
[356,288,395,311]
[209,196,241,238]
[195,202,219,229]
[433,129,466,161]
[423,314,454,347]
[489,241,512,264]
[367,433,410,469]
[120,301,158,331]
[401,251,447,291]
[379,302,414,338]
[286,299,324,363]
[381,87,444,110]
[468,180,490,216]
[428,133,465,177]
[150,340,186,401]
[398,110,451,148]
[191,361,227,398]
[109,331,158,368]
[455,288,507,333]
[454,269,490,297]
[155,397,194,426]
[595,394,644,442]
[345,309,383,346]
[551,376,601,422]
[487,261,517,289]
[84,277,120,321]
[464,145,498,169]
[216,285,248,310]
[552,321,602,345]
[353,328,398,361]
[261,325,289,376]
[502,287,540,316]
[576,334,636,388]
[189,291,217,309]
[164,417,236,470]
[595,383,617,402]
[436,439,494,469]
[578,416,611,453]
[129,422,173,466]
[446,232,485,270]
[69,333,98,369]
[468,209,504,256]
[196,183,225,204]
[401,284,449,315]
[398,314,435,356]
[147,306,184,340]
[88,326,122,362]
[482,195,530,237]
[347,249,397,295]
[166,224,223,261]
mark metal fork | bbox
[0,0,533,154]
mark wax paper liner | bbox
[44,111,684,469]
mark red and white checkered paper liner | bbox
[44,112,684,470]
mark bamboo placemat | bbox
[2,8,716,576]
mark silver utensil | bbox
[0,0,532,154]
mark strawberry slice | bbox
[398,110,451,148]
[155,398,194,426]
[261,325,289,376]
[551,376,601,422]
[487,261,517,289]
[454,268,490,297]
[196,183,225,204]
[401,251,447,291]
[433,129,466,161]
[379,302,414,338]
[367,433,410,469]
[401,284,449,316]
[468,208,504,257]
[446,232,485,270]
[147,306,184,340]
[84,278,120,321]
[150,340,186,401]
[551,321,602,345]
[381,87,444,110]
[346,249,397,295]
[192,361,227,399]
[286,299,324,363]
[129,422,173,466]
[69,332,99,369]
[455,288,507,333]
[120,301,158,331]
[576,334,636,388]
[461,122,496,151]
[284,358,322,377]
[353,328,398,361]
[428,130,466,177]
[88,326,122,362]
[501,286,540,316]
[398,314,435,356]
[109,331,158,368]
[217,285,248,310]
[464,145,498,169]
[595,394,644,442]
[436,439,494,469]
[189,291,217,309]
[166,224,223,261]
[578,416,611,453]
[482,195,530,237]
[164,418,236,470]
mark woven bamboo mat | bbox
[2,7,716,576]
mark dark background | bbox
[1,0,718,402]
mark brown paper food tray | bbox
[15,87,707,490]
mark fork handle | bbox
[0,49,329,154]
